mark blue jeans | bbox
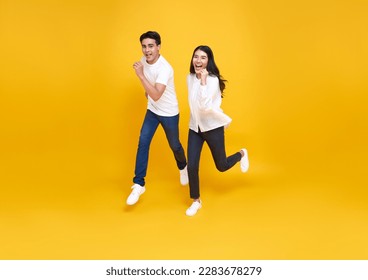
[133,110,187,186]
[187,126,242,199]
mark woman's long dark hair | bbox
[189,45,227,96]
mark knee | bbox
[215,163,228,172]
[170,143,182,153]
[138,134,151,149]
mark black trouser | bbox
[187,126,242,199]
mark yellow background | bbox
[1,0,367,259]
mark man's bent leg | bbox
[133,110,160,186]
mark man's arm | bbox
[133,61,165,101]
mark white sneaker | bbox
[240,148,249,173]
[126,184,145,205]
[180,166,189,185]
[186,200,202,216]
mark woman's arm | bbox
[198,75,220,111]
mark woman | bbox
[185,45,249,216]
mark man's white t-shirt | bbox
[141,55,179,117]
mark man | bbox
[126,31,188,206]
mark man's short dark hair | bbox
[139,31,161,46]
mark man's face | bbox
[141,38,160,64]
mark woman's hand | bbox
[200,68,208,85]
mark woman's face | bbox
[192,50,208,74]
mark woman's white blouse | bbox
[187,73,232,133]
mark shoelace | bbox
[131,187,141,195]
[190,202,200,209]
